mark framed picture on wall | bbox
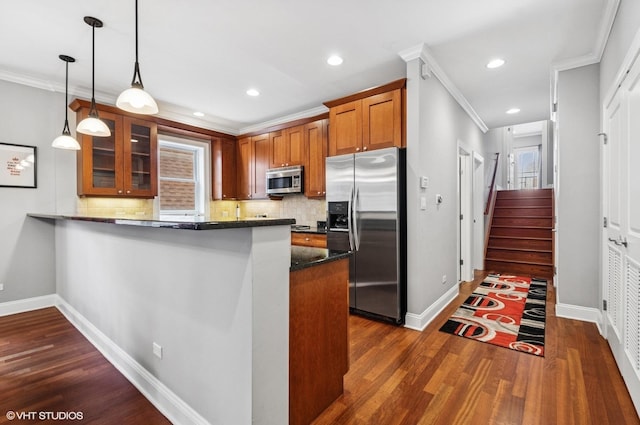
[0,142,37,188]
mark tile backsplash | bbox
[77,194,326,225]
[76,197,154,218]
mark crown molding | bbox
[399,43,489,133]
[238,105,329,135]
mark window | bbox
[157,135,208,218]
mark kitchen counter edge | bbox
[290,246,351,272]
[27,213,295,231]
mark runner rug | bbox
[439,274,547,356]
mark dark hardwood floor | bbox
[1,274,639,425]
[0,308,170,425]
[314,272,640,425]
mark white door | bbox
[458,151,472,282]
[603,53,640,414]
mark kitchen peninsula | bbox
[29,213,294,425]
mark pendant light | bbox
[116,0,158,114]
[52,55,81,150]
[76,16,111,137]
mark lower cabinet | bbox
[289,258,349,425]
[291,232,327,248]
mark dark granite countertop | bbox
[290,246,351,272]
[290,226,327,235]
[28,213,295,230]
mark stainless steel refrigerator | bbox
[325,147,406,324]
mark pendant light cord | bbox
[131,0,144,88]
[62,60,71,134]
[89,21,99,118]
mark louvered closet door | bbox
[604,52,640,413]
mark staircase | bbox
[484,189,554,279]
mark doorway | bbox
[458,148,472,283]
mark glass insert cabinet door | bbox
[123,117,157,197]
[77,108,157,197]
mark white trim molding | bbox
[55,297,210,425]
[556,303,604,335]
[404,284,459,331]
[398,43,488,134]
[0,294,57,317]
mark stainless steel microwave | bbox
[266,165,303,195]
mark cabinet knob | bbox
[118,190,123,194]
[126,190,131,194]
[322,191,326,195]
[305,238,310,241]
[356,147,360,151]
[363,147,368,151]
[223,194,226,198]
[281,163,285,167]
[317,191,321,195]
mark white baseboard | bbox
[404,284,459,331]
[54,297,210,425]
[556,303,604,335]
[0,294,57,317]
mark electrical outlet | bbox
[153,342,163,359]
[442,275,447,284]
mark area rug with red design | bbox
[439,274,547,356]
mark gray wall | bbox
[555,63,601,309]
[404,58,486,318]
[0,80,76,303]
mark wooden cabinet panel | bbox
[269,130,287,168]
[291,232,327,248]
[212,138,237,200]
[362,89,402,152]
[289,258,349,425]
[287,125,305,166]
[270,126,305,168]
[252,133,270,199]
[236,137,252,199]
[304,119,327,198]
[325,79,405,158]
[329,100,362,156]
[76,108,156,198]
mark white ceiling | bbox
[0,0,614,135]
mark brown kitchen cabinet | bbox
[325,79,405,157]
[304,119,328,198]
[270,125,305,168]
[291,232,327,248]
[252,133,270,199]
[236,136,252,199]
[74,106,157,198]
[212,138,237,200]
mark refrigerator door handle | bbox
[347,187,355,251]
[353,186,361,251]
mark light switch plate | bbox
[420,176,429,189]
[420,197,427,210]
[153,342,163,359]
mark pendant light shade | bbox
[116,0,158,115]
[52,55,81,150]
[77,16,111,138]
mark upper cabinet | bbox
[212,138,237,200]
[236,136,252,200]
[236,134,270,200]
[304,119,328,198]
[73,104,157,198]
[325,79,406,157]
[270,125,305,168]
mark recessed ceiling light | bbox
[246,88,260,97]
[327,55,343,66]
[506,108,521,114]
[193,111,205,117]
[486,58,505,69]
